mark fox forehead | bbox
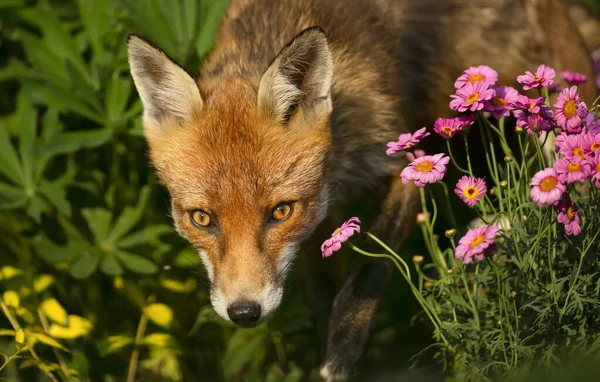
[147,78,330,211]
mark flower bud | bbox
[500,180,508,188]
[445,229,456,238]
[416,212,430,225]
[497,320,503,327]
[424,281,434,289]
[504,155,513,162]
[508,290,517,298]
[515,126,524,134]
[447,268,453,275]
[412,255,424,265]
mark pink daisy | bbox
[517,64,556,90]
[554,132,568,153]
[556,196,581,236]
[530,168,566,207]
[587,132,600,156]
[400,153,450,188]
[457,114,476,130]
[560,71,587,86]
[454,176,487,207]
[407,149,426,162]
[590,152,600,188]
[386,127,430,155]
[554,86,587,134]
[548,83,563,93]
[433,117,464,139]
[511,95,546,116]
[555,156,592,184]
[321,217,361,258]
[450,81,495,112]
[454,65,498,89]
[516,113,552,136]
[484,85,518,119]
[454,225,500,264]
[556,133,591,160]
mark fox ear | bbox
[127,34,203,129]
[258,27,333,124]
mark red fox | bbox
[127,0,596,379]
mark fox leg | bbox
[319,175,420,381]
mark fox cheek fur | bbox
[126,28,334,326]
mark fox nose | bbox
[227,301,261,327]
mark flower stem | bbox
[127,296,154,382]
[446,140,470,174]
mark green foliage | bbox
[0,0,321,380]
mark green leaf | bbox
[114,250,158,275]
[172,247,201,268]
[19,5,90,84]
[81,208,113,242]
[0,114,23,186]
[39,181,71,217]
[117,225,171,248]
[65,60,102,113]
[0,182,28,209]
[69,250,100,279]
[15,92,36,188]
[41,108,62,144]
[0,59,35,83]
[98,335,133,357]
[100,253,124,276]
[19,31,69,84]
[195,0,228,59]
[107,186,150,242]
[105,73,133,125]
[223,327,267,380]
[26,195,45,223]
[78,0,115,64]
[43,128,113,155]
[182,0,198,42]
[124,0,177,59]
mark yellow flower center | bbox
[466,93,480,105]
[333,228,344,236]
[567,162,582,172]
[564,100,577,119]
[462,186,479,200]
[441,126,454,136]
[540,177,557,192]
[415,161,434,173]
[529,103,536,111]
[468,74,485,83]
[469,235,486,249]
[566,207,575,221]
[491,97,506,107]
[596,162,600,172]
[573,147,585,159]
[591,143,600,151]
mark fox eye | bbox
[189,210,212,228]
[271,202,294,222]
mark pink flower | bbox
[454,65,498,89]
[454,176,487,207]
[386,127,430,155]
[554,86,587,134]
[484,86,518,119]
[530,168,566,207]
[454,225,499,264]
[555,156,592,184]
[556,133,591,160]
[590,152,600,188]
[560,71,587,85]
[400,153,450,187]
[416,212,430,225]
[555,132,568,153]
[511,95,546,115]
[516,113,552,136]
[556,195,581,236]
[433,117,464,139]
[517,64,556,90]
[585,113,600,134]
[596,75,600,90]
[450,82,495,112]
[321,217,361,258]
[548,83,563,93]
[457,114,476,130]
[407,149,426,162]
[593,48,600,71]
[587,132,600,156]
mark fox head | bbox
[127,27,333,327]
